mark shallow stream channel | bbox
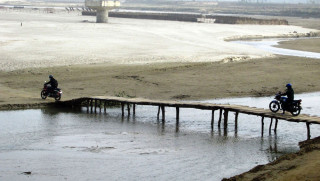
[233,37,320,59]
[1,92,320,180]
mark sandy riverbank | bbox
[0,11,318,71]
[223,136,320,181]
[1,55,320,106]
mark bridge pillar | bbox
[176,107,180,124]
[104,100,107,112]
[211,110,215,130]
[87,99,90,112]
[235,112,239,130]
[223,110,229,129]
[94,99,97,113]
[121,103,124,117]
[218,109,223,128]
[261,116,265,136]
[306,123,311,140]
[274,119,279,132]
[85,0,120,23]
[161,105,165,123]
[90,99,93,112]
[157,106,160,119]
[269,118,273,134]
[127,103,130,116]
[96,8,108,23]
[133,104,136,116]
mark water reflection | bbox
[267,135,280,162]
[41,106,82,116]
[2,92,320,180]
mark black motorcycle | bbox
[269,92,302,116]
[41,83,62,101]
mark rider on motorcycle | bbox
[281,83,294,113]
[45,75,58,94]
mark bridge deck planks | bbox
[75,96,320,125]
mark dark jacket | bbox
[283,87,294,101]
[45,78,58,88]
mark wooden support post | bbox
[211,110,215,130]
[161,105,165,122]
[306,123,311,140]
[133,104,136,116]
[176,107,180,124]
[274,119,278,132]
[90,99,93,112]
[104,100,107,112]
[223,110,229,129]
[261,116,265,136]
[87,99,89,111]
[99,100,101,112]
[94,99,97,113]
[269,118,273,133]
[97,100,99,111]
[218,109,223,128]
[235,112,239,130]
[127,103,130,116]
[157,106,160,119]
[121,103,124,117]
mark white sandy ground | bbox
[0,10,317,71]
[0,0,26,3]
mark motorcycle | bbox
[41,83,62,101]
[269,92,302,116]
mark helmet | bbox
[286,83,292,88]
[49,75,53,79]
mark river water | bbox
[1,92,320,181]
[233,38,320,59]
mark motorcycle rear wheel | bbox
[291,106,301,116]
[55,93,61,101]
[41,90,47,99]
[269,101,280,113]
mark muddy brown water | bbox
[1,92,320,180]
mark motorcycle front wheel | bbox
[269,101,280,113]
[41,90,47,99]
[291,106,301,116]
[55,93,61,101]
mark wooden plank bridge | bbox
[66,96,320,140]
